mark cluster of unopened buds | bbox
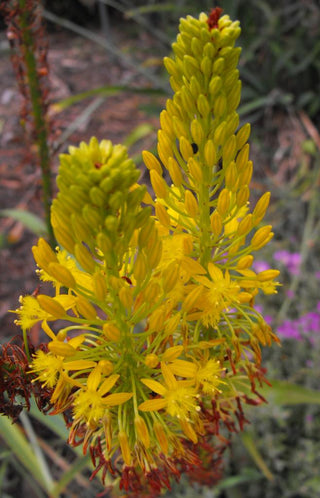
[14,7,280,496]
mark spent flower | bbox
[14,7,280,495]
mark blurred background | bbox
[0,1,320,496]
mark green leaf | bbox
[241,432,274,481]
[215,468,262,491]
[123,123,154,148]
[0,209,47,236]
[53,85,166,112]
[0,415,49,492]
[50,455,92,498]
[263,380,320,405]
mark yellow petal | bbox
[63,360,97,370]
[161,362,177,390]
[98,374,120,396]
[140,378,167,396]
[138,398,167,412]
[103,392,133,406]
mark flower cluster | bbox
[15,8,280,495]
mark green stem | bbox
[18,0,55,247]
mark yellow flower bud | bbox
[222,134,237,165]
[76,296,97,320]
[145,353,159,368]
[237,255,254,270]
[150,170,168,199]
[93,272,108,301]
[37,295,65,318]
[251,225,273,250]
[236,214,253,236]
[258,269,280,282]
[210,211,223,235]
[179,136,194,162]
[74,243,96,273]
[47,262,76,288]
[191,118,204,145]
[48,341,76,357]
[236,185,250,207]
[253,192,271,223]
[168,157,183,186]
[184,190,199,217]
[217,188,230,217]
[188,157,203,183]
[238,160,253,187]
[236,122,251,150]
[135,416,150,448]
[118,431,132,466]
[119,286,133,309]
[162,262,180,293]
[197,94,210,117]
[154,422,169,455]
[204,139,217,166]
[103,323,121,342]
[142,150,162,175]
[99,360,113,376]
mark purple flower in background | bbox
[277,320,302,340]
[273,250,301,275]
[253,260,271,273]
[277,303,320,342]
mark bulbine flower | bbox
[14,7,280,495]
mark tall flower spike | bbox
[14,8,280,496]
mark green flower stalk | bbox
[14,8,280,494]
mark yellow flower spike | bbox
[142,150,163,175]
[103,323,121,342]
[36,295,66,318]
[184,190,199,217]
[150,170,168,199]
[14,9,281,490]
[135,416,150,449]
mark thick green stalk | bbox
[18,0,55,247]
